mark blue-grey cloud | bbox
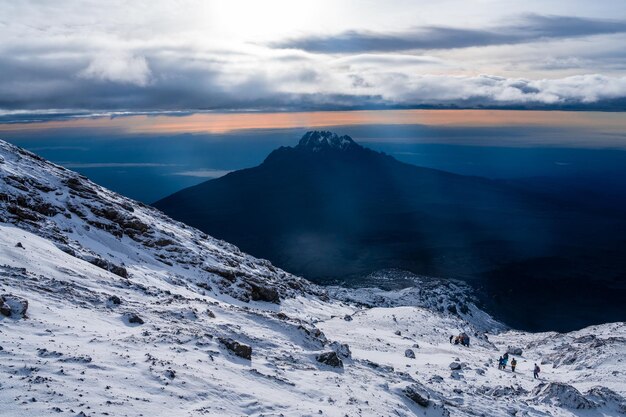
[274,14,626,53]
[1,9,626,118]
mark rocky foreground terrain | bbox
[1,139,625,416]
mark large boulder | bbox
[316,351,343,368]
[532,382,596,410]
[507,346,523,356]
[403,384,430,407]
[405,349,416,359]
[329,341,351,359]
[220,338,252,360]
[449,361,462,370]
[249,283,280,303]
[0,294,28,318]
[123,312,144,325]
[585,386,626,413]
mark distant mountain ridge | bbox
[154,131,626,331]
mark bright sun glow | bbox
[207,0,328,42]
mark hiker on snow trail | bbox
[534,363,541,379]
[449,335,454,344]
[498,356,504,370]
[511,358,517,372]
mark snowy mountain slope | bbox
[1,139,626,417]
[0,140,319,305]
[326,269,506,333]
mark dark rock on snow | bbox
[220,338,252,360]
[316,351,343,368]
[449,362,462,370]
[329,341,351,359]
[107,295,122,305]
[249,283,280,303]
[0,294,28,318]
[123,312,144,325]
[405,349,416,359]
[403,384,430,407]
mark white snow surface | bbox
[1,139,625,417]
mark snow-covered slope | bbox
[1,140,625,417]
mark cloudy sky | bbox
[2,0,626,119]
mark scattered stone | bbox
[429,375,444,383]
[316,351,343,368]
[343,314,353,322]
[123,312,144,325]
[37,348,63,358]
[107,295,122,306]
[403,384,430,407]
[412,343,420,349]
[249,283,280,303]
[507,346,523,356]
[405,349,415,359]
[363,359,394,373]
[0,294,29,318]
[89,257,128,278]
[329,341,351,359]
[15,242,24,249]
[165,369,176,379]
[478,385,528,398]
[394,330,401,336]
[450,370,463,380]
[60,355,92,363]
[220,338,252,360]
[449,362,462,370]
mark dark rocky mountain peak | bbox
[296,131,361,153]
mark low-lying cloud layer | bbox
[1,1,626,118]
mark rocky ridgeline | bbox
[0,140,322,305]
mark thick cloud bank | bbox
[1,2,626,117]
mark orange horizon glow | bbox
[0,109,625,135]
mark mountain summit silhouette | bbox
[155,131,626,330]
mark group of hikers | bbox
[449,332,470,347]
[447,334,542,379]
[498,352,541,379]
[498,352,516,371]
